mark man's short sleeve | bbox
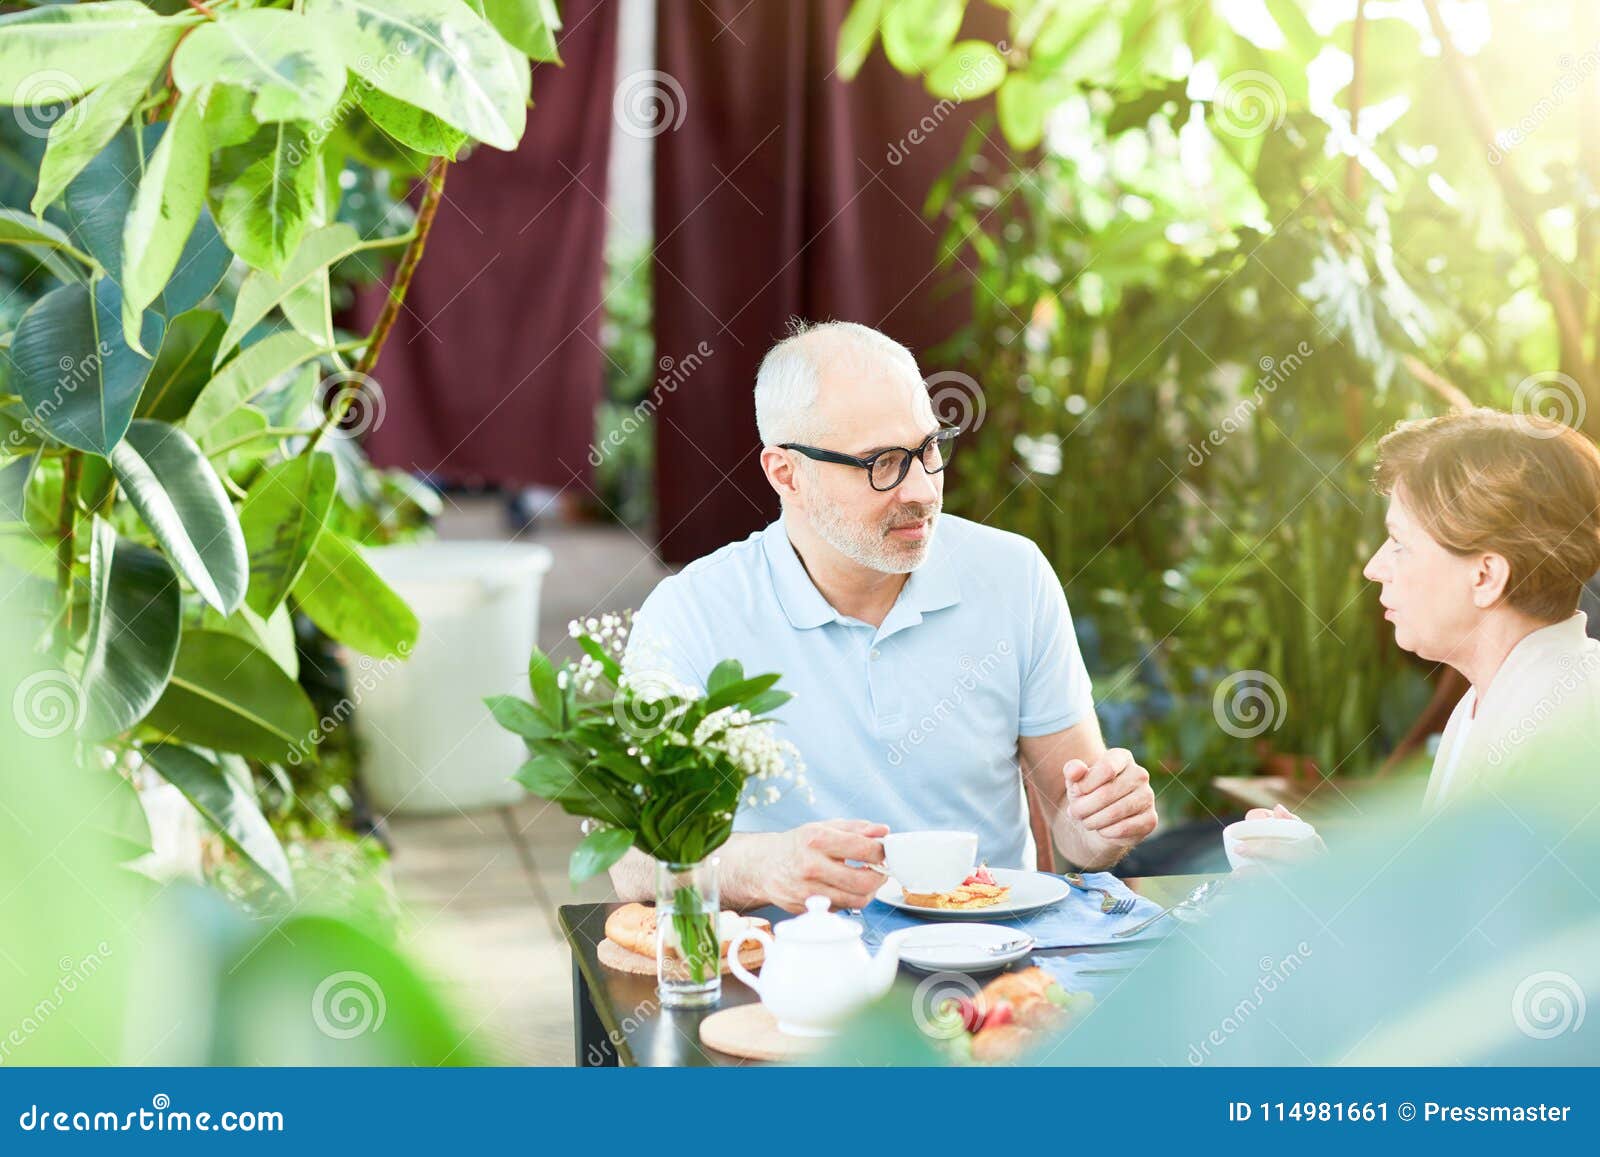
[623,579,709,693]
[1018,545,1096,736]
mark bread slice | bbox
[901,881,1011,909]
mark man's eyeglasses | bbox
[779,427,959,492]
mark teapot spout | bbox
[868,929,913,998]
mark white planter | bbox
[355,541,553,814]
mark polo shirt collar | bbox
[761,515,963,632]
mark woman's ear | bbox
[1472,551,1513,608]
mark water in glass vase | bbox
[655,858,721,1008]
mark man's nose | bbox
[895,457,940,504]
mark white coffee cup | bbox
[881,830,978,893]
[1223,817,1318,870]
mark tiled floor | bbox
[383,499,667,1065]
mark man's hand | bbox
[1234,804,1326,865]
[1065,748,1157,848]
[756,819,890,913]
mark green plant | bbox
[0,0,559,895]
[487,612,808,982]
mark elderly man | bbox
[611,321,1158,912]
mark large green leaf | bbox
[137,309,226,422]
[210,122,321,276]
[239,451,337,616]
[0,207,82,257]
[78,517,181,740]
[30,32,178,216]
[926,41,1006,101]
[186,331,325,445]
[8,278,162,455]
[218,224,363,358]
[142,742,294,894]
[353,86,467,160]
[292,531,419,659]
[307,0,528,151]
[0,2,174,105]
[479,0,562,63]
[835,0,882,82]
[881,0,963,75]
[203,601,299,680]
[144,629,318,764]
[109,419,247,614]
[122,94,209,338]
[173,9,345,123]
[570,827,634,884]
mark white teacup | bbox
[881,830,978,893]
[1223,817,1318,870]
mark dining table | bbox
[558,872,1217,1066]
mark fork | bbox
[1110,879,1224,939]
[1063,872,1137,916]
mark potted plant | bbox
[487,612,810,1007]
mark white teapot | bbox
[727,896,912,1037]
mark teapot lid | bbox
[775,896,863,943]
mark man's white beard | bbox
[807,490,941,574]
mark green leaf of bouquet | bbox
[239,451,337,617]
[109,418,248,614]
[307,0,528,152]
[173,9,345,123]
[291,531,420,659]
[9,278,161,455]
[0,2,173,105]
[486,694,555,740]
[78,517,181,739]
[706,658,744,695]
[144,629,318,764]
[701,672,782,714]
[142,742,294,894]
[527,648,563,721]
[570,826,634,885]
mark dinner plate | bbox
[894,923,1036,972]
[874,868,1073,920]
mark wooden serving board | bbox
[597,938,762,976]
[698,1003,827,1063]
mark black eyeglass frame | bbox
[778,426,959,492]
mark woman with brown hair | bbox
[1239,409,1600,854]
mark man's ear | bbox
[760,446,801,504]
[1472,551,1513,608]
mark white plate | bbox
[875,868,1073,920]
[895,923,1036,972]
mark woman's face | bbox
[1363,487,1489,664]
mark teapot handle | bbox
[725,926,772,992]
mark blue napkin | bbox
[857,872,1168,949]
[1030,948,1156,997]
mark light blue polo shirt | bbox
[625,514,1096,869]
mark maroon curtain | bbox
[349,0,619,490]
[651,0,1005,565]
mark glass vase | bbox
[655,857,721,1008]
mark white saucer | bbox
[895,923,1036,972]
